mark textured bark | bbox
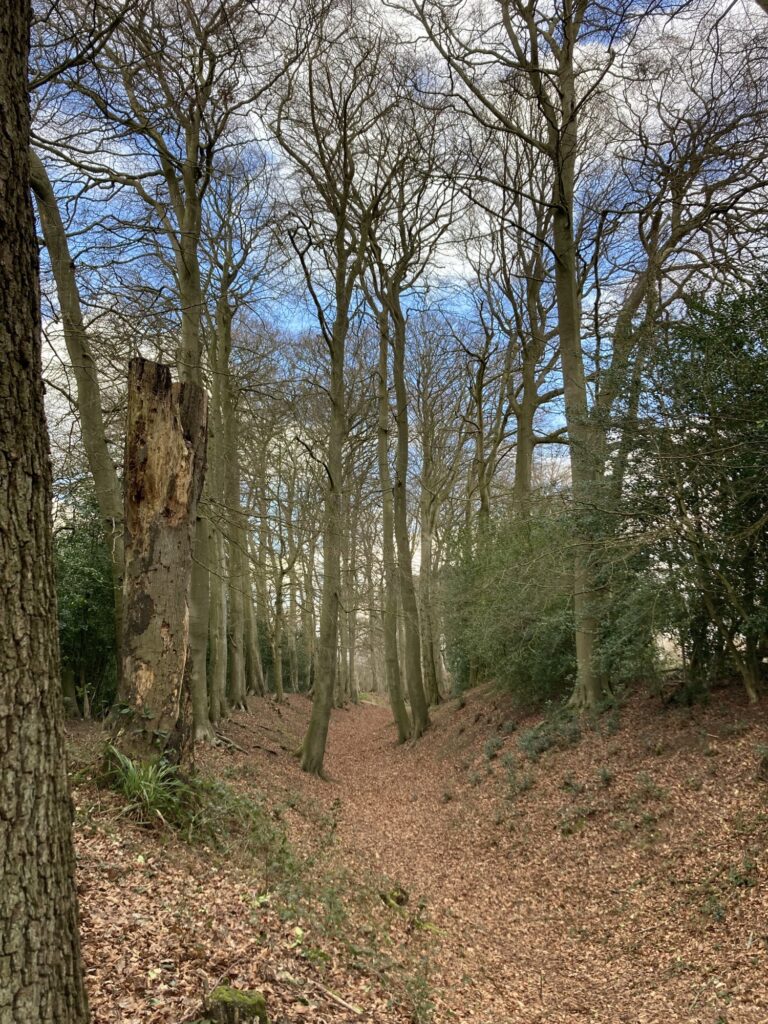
[188,517,214,742]
[336,491,352,707]
[513,356,537,511]
[254,476,273,692]
[391,312,429,738]
[418,490,441,706]
[220,307,246,709]
[206,309,229,721]
[300,538,317,692]
[0,3,90,1018]
[208,528,229,722]
[115,358,207,760]
[271,578,285,702]
[301,324,345,775]
[548,73,601,710]
[61,666,81,717]
[29,149,125,656]
[346,498,360,704]
[226,529,247,709]
[287,569,300,693]
[376,319,410,742]
[244,575,266,697]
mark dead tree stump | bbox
[113,357,207,761]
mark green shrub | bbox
[518,705,581,762]
[103,746,191,827]
[727,855,757,888]
[54,481,117,715]
[102,746,292,873]
[561,775,586,796]
[598,766,614,788]
[506,764,535,799]
[483,736,503,761]
[444,508,576,703]
[622,287,768,697]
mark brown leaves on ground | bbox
[69,685,768,1023]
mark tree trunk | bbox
[300,326,345,775]
[115,358,207,761]
[0,4,90,1014]
[391,312,429,737]
[61,666,81,718]
[227,531,247,709]
[336,494,351,707]
[222,322,246,709]
[208,527,229,723]
[29,149,125,661]
[548,66,602,711]
[301,541,316,692]
[255,476,273,693]
[288,570,300,693]
[419,489,441,706]
[244,560,266,696]
[513,366,536,511]
[271,580,285,702]
[206,331,228,724]
[347,500,359,704]
[377,318,411,742]
[189,517,214,742]
[176,221,204,388]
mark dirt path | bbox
[318,702,595,1023]
[278,692,768,1024]
[72,688,768,1024]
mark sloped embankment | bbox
[70,683,768,1023]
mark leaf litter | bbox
[69,684,768,1023]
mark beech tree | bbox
[361,56,457,730]
[0,0,89,1018]
[269,0,401,773]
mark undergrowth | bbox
[101,745,293,877]
[100,744,434,1023]
[518,704,581,762]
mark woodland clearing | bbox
[70,686,768,1024]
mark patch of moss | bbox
[208,986,268,1023]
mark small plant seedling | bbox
[598,766,614,788]
[561,774,586,796]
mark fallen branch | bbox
[306,978,363,1015]
[215,734,247,754]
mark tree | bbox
[0,0,89,1018]
[28,152,125,661]
[626,290,768,702]
[397,0,616,706]
[269,0,398,773]
[361,58,456,730]
[114,358,208,761]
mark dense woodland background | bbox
[36,0,768,769]
[2,0,768,1021]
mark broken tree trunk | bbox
[114,357,207,761]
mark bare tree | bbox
[269,0,400,773]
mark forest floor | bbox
[68,683,768,1024]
